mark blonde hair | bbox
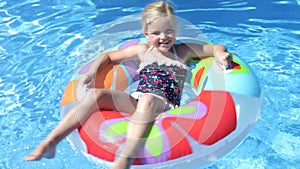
[142,1,178,33]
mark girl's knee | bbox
[136,94,165,113]
[137,94,156,110]
[132,94,163,123]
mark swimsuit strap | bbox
[137,45,188,72]
[145,45,178,60]
[146,45,177,59]
[144,45,154,57]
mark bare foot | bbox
[23,140,56,161]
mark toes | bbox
[23,154,41,161]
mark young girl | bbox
[24,1,231,169]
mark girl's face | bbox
[144,17,177,51]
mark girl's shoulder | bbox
[174,43,204,49]
[115,43,150,62]
[173,43,194,53]
[108,44,150,62]
[174,43,205,62]
[126,43,149,49]
[122,43,150,54]
[173,43,192,62]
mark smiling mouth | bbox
[159,40,170,45]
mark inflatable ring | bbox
[60,38,262,168]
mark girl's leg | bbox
[111,93,166,169]
[24,89,137,161]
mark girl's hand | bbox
[214,51,232,70]
[79,74,95,89]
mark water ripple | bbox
[177,6,256,12]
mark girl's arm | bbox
[180,43,231,69]
[81,44,146,86]
[204,44,232,69]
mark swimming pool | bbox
[1,0,299,168]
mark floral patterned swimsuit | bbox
[132,46,187,109]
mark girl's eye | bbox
[149,29,175,36]
[165,30,174,34]
[151,31,160,35]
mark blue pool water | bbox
[1,0,300,168]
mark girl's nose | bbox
[159,32,167,39]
